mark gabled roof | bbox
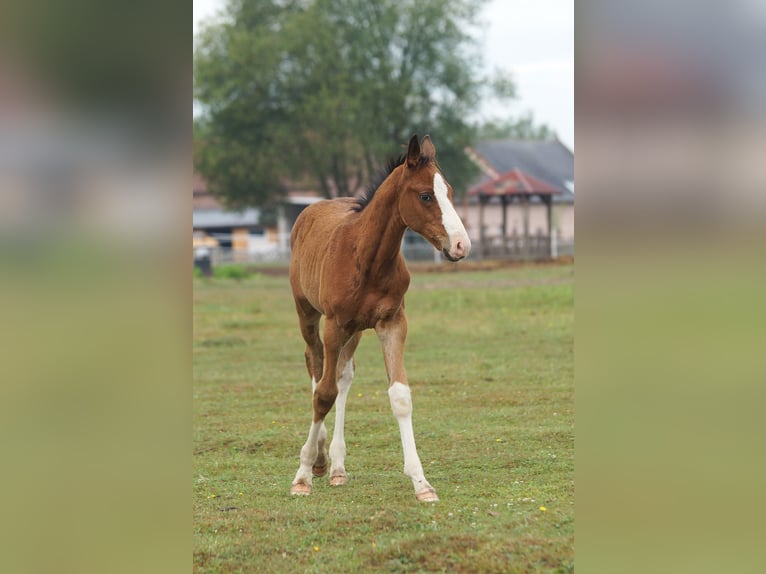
[468,139,574,204]
[469,168,561,197]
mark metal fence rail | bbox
[476,236,574,261]
[195,238,574,270]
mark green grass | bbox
[193,263,574,573]
[212,264,257,281]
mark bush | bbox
[213,264,251,281]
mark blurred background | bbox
[576,1,766,573]
[0,1,189,573]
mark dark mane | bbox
[351,153,434,212]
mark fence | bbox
[475,234,574,261]
[195,236,573,273]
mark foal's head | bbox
[398,135,471,262]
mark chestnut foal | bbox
[289,135,470,501]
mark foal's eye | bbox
[419,193,433,203]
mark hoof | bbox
[329,473,348,486]
[312,464,328,477]
[290,483,311,496]
[415,487,439,502]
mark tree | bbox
[477,111,557,141]
[194,0,511,208]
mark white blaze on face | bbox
[433,172,471,257]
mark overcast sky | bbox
[193,0,573,150]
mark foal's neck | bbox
[355,171,408,279]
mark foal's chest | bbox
[323,258,410,330]
[331,288,405,331]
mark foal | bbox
[289,135,471,501]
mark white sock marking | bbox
[388,382,433,494]
[329,360,354,476]
[293,420,324,486]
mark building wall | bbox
[460,203,574,241]
[232,228,250,251]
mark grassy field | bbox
[193,262,574,573]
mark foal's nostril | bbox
[455,241,465,256]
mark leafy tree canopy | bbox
[476,111,557,141]
[194,0,544,208]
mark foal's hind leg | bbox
[328,332,362,486]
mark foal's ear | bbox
[421,135,436,160]
[406,134,421,168]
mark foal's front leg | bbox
[375,310,438,502]
[291,320,350,496]
[328,332,362,486]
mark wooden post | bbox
[478,193,486,260]
[522,194,530,260]
[501,194,508,256]
[277,204,288,257]
[544,194,553,259]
